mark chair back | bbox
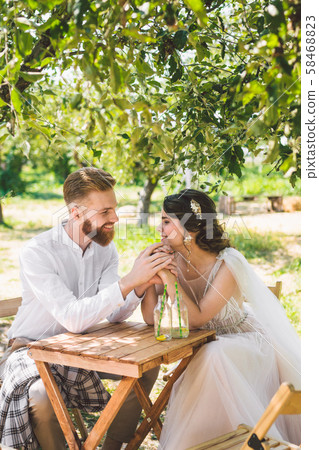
[268,281,282,299]
[0,297,22,318]
[241,382,301,449]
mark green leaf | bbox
[152,139,170,160]
[113,98,132,110]
[19,71,44,82]
[171,67,183,83]
[220,42,225,60]
[183,0,208,27]
[70,93,82,109]
[15,30,33,57]
[228,154,242,178]
[0,134,9,144]
[257,16,264,34]
[122,28,156,43]
[93,149,102,159]
[135,58,154,76]
[234,146,244,161]
[0,97,8,107]
[173,30,188,50]
[246,118,267,137]
[43,89,56,96]
[169,56,178,76]
[264,105,279,126]
[11,89,22,114]
[265,138,279,163]
[27,121,52,138]
[119,133,130,140]
[15,17,33,30]
[96,111,107,133]
[110,60,122,94]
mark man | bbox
[0,167,172,450]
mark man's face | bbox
[79,189,119,247]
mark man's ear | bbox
[70,205,80,220]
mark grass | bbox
[231,229,283,262]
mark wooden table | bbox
[27,321,216,450]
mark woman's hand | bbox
[152,244,174,255]
[157,267,177,285]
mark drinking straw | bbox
[175,282,182,337]
[157,284,167,337]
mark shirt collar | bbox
[53,221,92,255]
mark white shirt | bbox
[8,223,143,340]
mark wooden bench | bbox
[187,382,301,449]
[0,296,88,441]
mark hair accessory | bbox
[190,199,202,219]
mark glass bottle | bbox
[154,295,172,341]
[171,293,189,338]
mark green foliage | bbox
[0,145,27,198]
[0,0,300,189]
[231,229,282,262]
[215,162,301,199]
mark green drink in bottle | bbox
[171,282,189,338]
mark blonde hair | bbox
[63,167,116,206]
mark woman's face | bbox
[157,209,185,250]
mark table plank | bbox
[42,322,142,351]
[119,331,214,364]
[28,348,141,377]
[64,325,152,356]
[28,326,215,373]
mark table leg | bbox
[83,376,137,450]
[133,380,162,439]
[35,361,82,450]
[126,354,194,450]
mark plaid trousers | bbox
[0,347,110,449]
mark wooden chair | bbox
[163,282,282,383]
[0,296,88,441]
[187,382,300,449]
[268,281,282,300]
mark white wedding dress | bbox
[159,248,301,449]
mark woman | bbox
[141,189,301,449]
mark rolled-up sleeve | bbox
[97,245,144,323]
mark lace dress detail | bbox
[177,250,264,336]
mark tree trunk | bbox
[137,176,159,226]
[0,200,4,224]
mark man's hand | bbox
[119,243,173,298]
[134,274,163,297]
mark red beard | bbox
[82,219,115,247]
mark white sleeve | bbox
[19,246,127,334]
[97,244,144,323]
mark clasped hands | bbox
[131,242,177,292]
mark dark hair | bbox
[163,189,230,254]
